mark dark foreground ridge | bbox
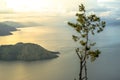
[0,42,59,61]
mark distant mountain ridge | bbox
[2,21,42,28]
[0,22,17,36]
[0,21,42,36]
[2,21,24,28]
[0,42,59,61]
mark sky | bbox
[0,0,82,12]
[0,0,120,25]
[0,0,118,14]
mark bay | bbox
[0,25,120,80]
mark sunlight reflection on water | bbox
[0,26,120,80]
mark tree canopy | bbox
[68,4,106,80]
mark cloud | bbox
[97,0,116,2]
[99,11,112,17]
[4,0,82,13]
[101,1,120,20]
[0,11,13,14]
[0,0,119,26]
[0,0,13,13]
[84,0,120,26]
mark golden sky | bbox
[0,0,119,23]
[0,0,113,13]
[0,0,83,12]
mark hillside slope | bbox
[0,23,17,36]
[0,42,59,61]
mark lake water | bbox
[0,25,120,80]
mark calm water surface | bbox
[0,25,120,80]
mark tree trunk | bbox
[79,61,83,80]
[84,61,88,80]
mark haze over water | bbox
[0,0,120,80]
[0,19,120,80]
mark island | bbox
[0,22,17,36]
[0,42,59,61]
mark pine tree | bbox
[68,4,106,80]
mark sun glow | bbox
[5,0,64,12]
